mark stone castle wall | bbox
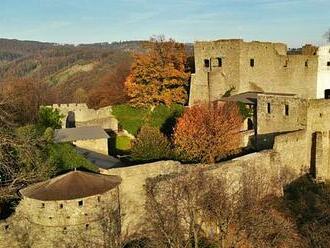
[73,138,109,155]
[49,103,118,131]
[103,128,315,236]
[189,39,320,105]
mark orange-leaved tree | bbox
[125,36,190,106]
[173,102,243,163]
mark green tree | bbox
[37,106,63,131]
[131,125,172,162]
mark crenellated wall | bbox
[48,103,118,131]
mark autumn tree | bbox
[0,77,58,124]
[173,102,243,163]
[125,36,190,106]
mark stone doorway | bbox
[66,111,76,128]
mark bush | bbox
[38,106,63,131]
[173,102,243,163]
[48,143,98,172]
[130,126,172,162]
[151,104,184,136]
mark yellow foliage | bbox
[125,36,190,106]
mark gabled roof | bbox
[54,126,109,143]
[20,171,121,201]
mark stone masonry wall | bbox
[73,138,108,155]
[49,103,118,131]
[0,188,120,248]
[189,39,319,105]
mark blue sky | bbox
[1,0,329,47]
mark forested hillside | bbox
[0,38,192,124]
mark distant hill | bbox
[0,38,193,108]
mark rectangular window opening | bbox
[59,204,63,209]
[204,59,210,68]
[327,61,330,66]
[284,60,288,67]
[250,58,255,67]
[285,104,289,116]
[305,60,308,67]
[78,200,83,207]
[41,203,45,208]
[217,57,222,67]
[267,103,271,114]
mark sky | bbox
[1,0,329,47]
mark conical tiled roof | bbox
[20,171,121,201]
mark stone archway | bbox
[66,111,76,128]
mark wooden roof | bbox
[20,171,121,201]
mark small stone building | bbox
[0,170,122,247]
[54,126,110,155]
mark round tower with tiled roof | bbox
[12,170,122,247]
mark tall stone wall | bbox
[104,129,314,236]
[257,94,307,135]
[189,39,319,105]
[104,161,183,235]
[49,103,118,131]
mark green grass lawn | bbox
[112,104,184,136]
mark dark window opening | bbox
[63,227,67,234]
[327,61,330,66]
[85,224,89,230]
[78,200,83,207]
[284,60,288,67]
[305,60,308,67]
[325,89,330,99]
[59,204,63,209]
[250,59,255,67]
[204,59,210,68]
[49,217,53,220]
[285,105,289,116]
[217,57,222,67]
[97,196,101,202]
[41,203,45,208]
[247,118,254,130]
[267,103,271,114]
[66,111,76,128]
[4,225,9,231]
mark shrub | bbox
[130,126,172,162]
[38,106,63,131]
[173,102,243,163]
[151,104,184,136]
[48,143,98,172]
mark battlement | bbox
[51,103,89,110]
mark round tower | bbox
[17,170,122,247]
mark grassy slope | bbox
[112,104,184,136]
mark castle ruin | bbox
[189,39,330,105]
